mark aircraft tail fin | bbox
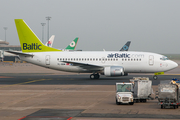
[14,19,61,53]
[45,35,55,47]
[65,37,79,50]
[120,41,131,51]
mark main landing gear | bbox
[90,73,100,79]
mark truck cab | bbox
[115,83,134,105]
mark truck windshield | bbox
[116,84,131,92]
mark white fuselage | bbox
[19,51,178,74]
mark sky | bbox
[0,0,180,54]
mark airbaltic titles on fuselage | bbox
[107,53,130,58]
[107,53,144,58]
[23,43,42,50]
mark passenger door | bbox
[149,55,154,66]
[45,55,50,65]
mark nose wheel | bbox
[153,75,158,80]
[90,73,100,79]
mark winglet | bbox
[65,37,79,50]
[14,19,61,53]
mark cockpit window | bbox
[160,56,169,61]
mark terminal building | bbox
[0,40,21,62]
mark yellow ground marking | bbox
[0,79,51,89]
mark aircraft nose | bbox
[170,60,178,69]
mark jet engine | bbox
[104,66,124,76]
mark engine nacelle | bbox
[104,66,124,76]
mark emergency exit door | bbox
[45,55,50,65]
[149,55,154,66]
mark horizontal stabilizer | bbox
[6,51,34,56]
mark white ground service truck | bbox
[115,83,134,105]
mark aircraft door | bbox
[45,55,50,65]
[149,55,154,66]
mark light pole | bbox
[46,16,51,42]
[41,23,46,44]
[3,27,8,42]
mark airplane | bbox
[7,19,178,80]
[45,35,79,51]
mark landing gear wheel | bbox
[90,74,95,79]
[153,75,158,80]
[94,74,100,79]
[90,73,100,79]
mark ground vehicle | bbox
[158,80,180,109]
[130,77,153,102]
[115,83,134,105]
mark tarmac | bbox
[0,62,180,120]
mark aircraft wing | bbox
[62,61,103,71]
[6,51,34,56]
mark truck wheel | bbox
[129,102,134,105]
[161,105,163,109]
[116,99,120,105]
[174,106,176,109]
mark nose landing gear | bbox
[90,73,100,79]
[153,75,158,80]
